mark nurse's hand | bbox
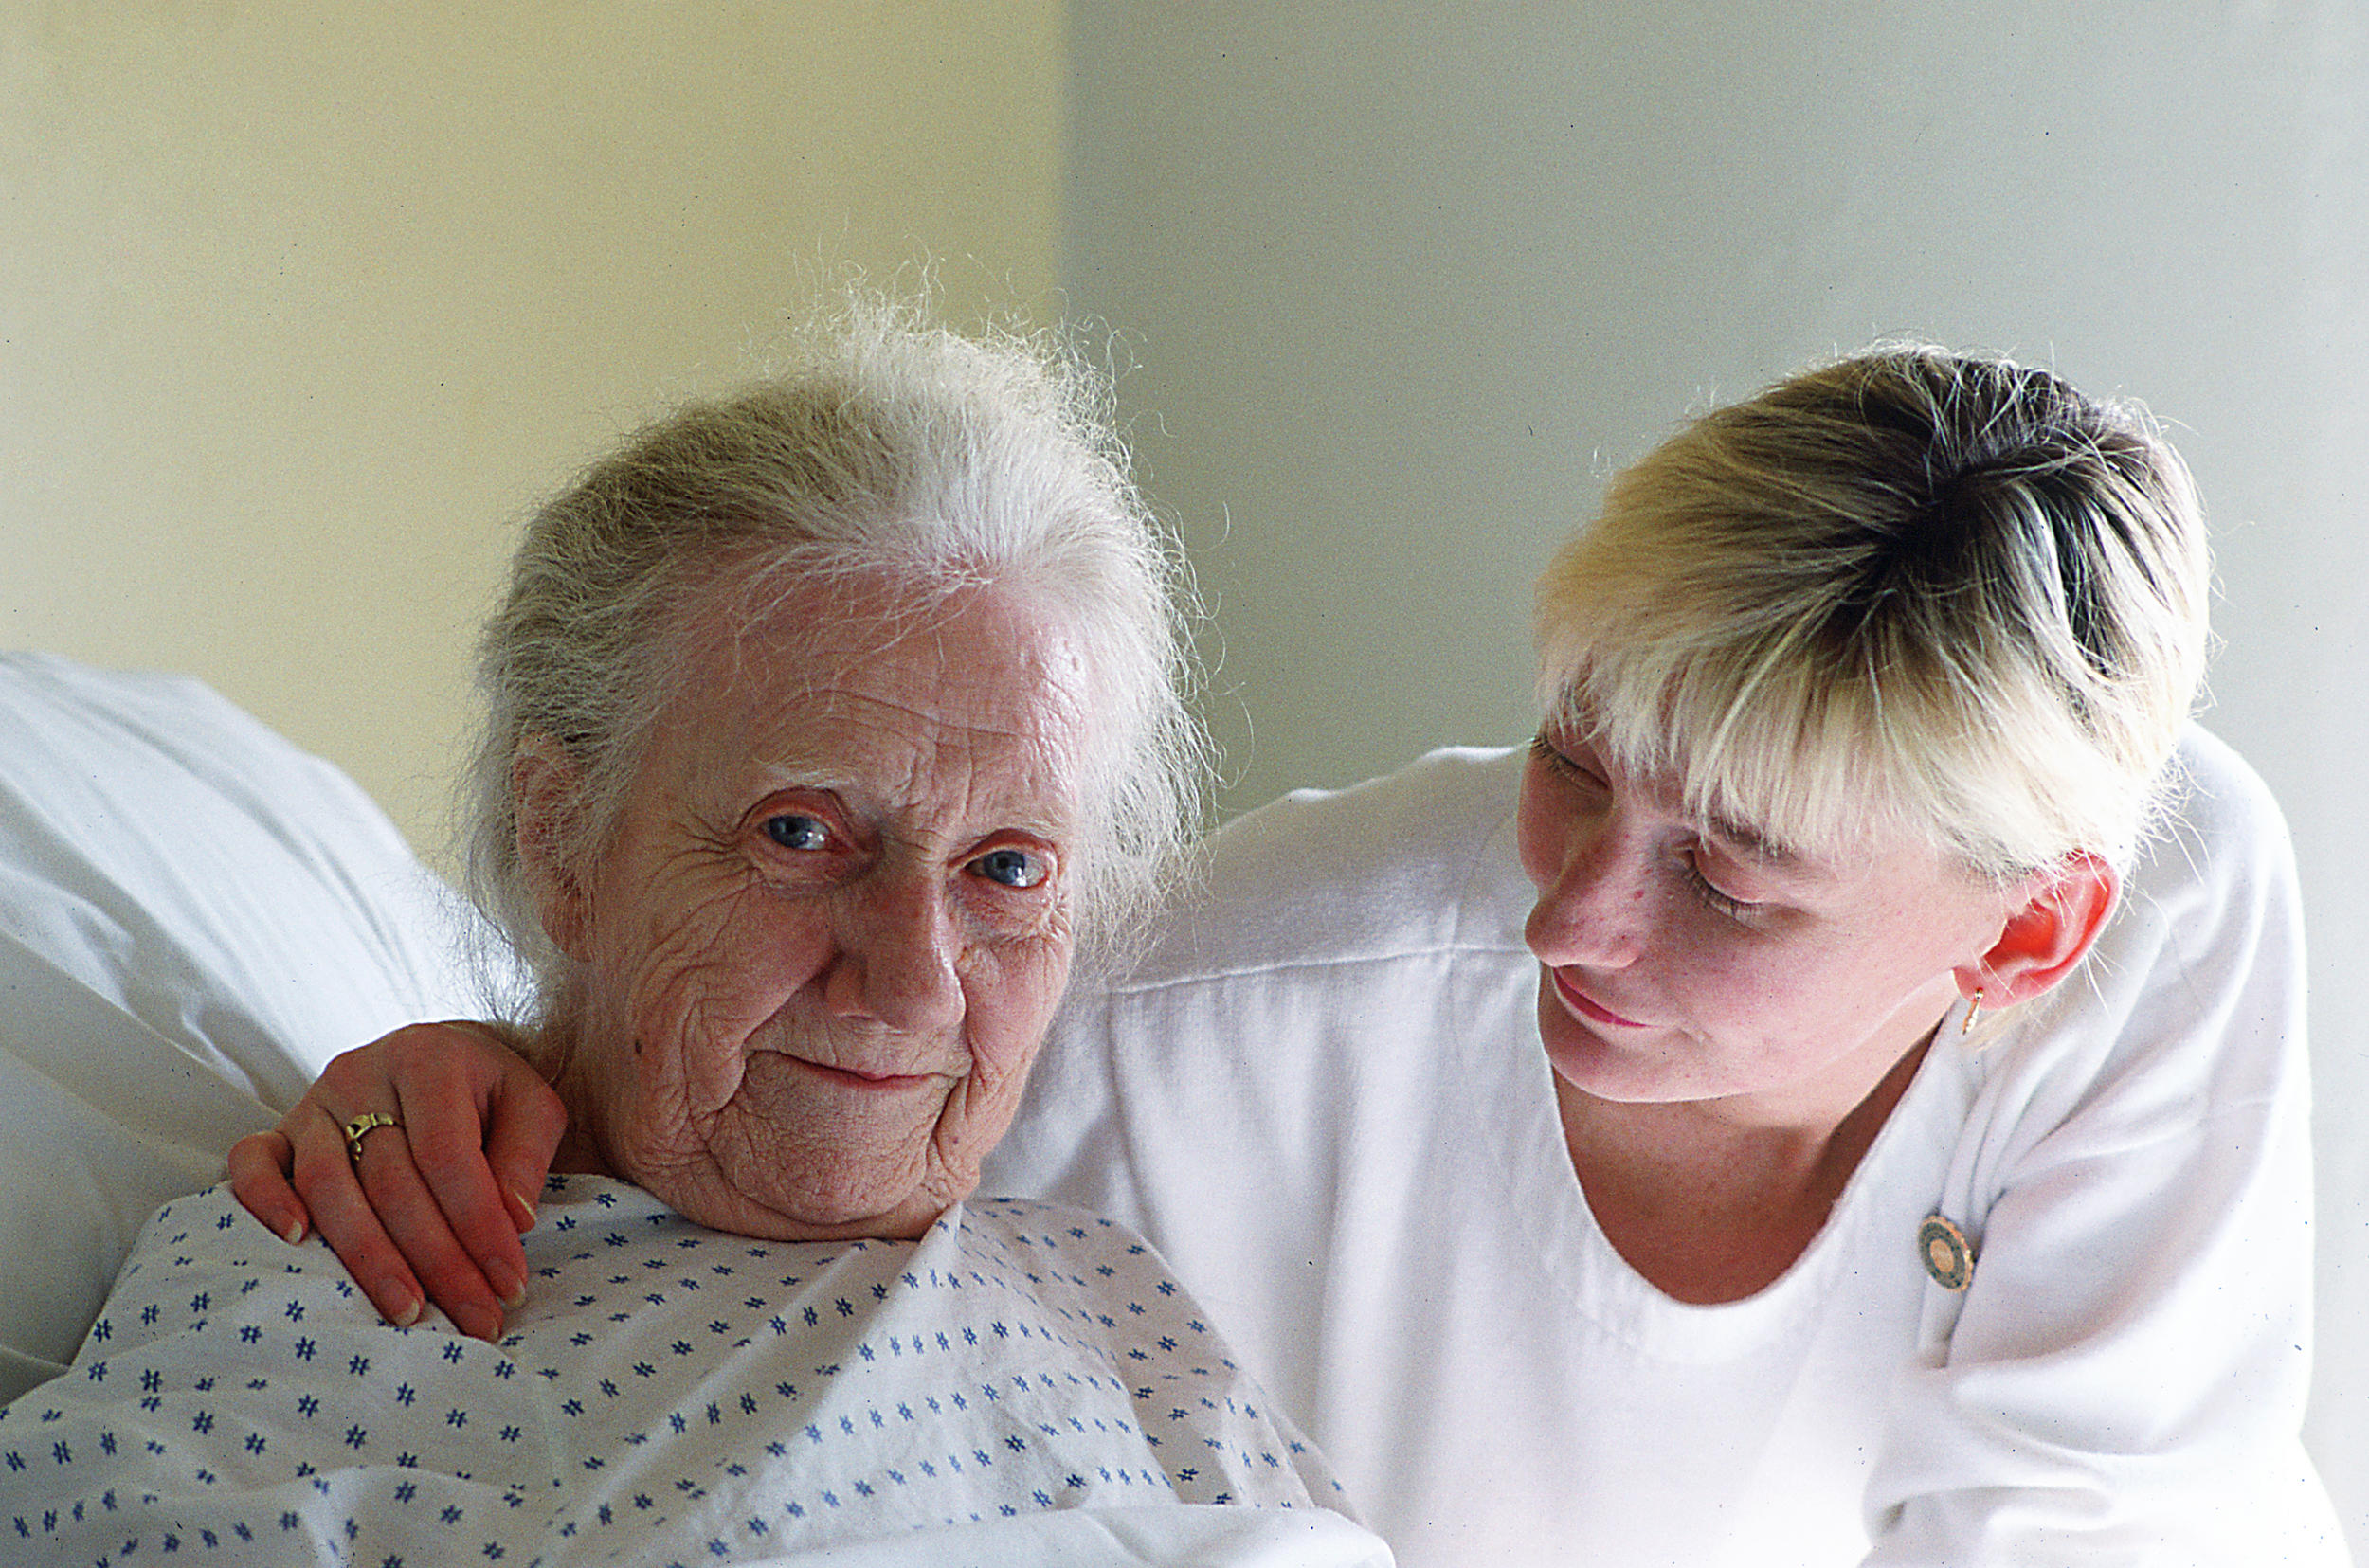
[226,1020,566,1342]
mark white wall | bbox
[1065,2,2369,1547]
[3,2,1065,867]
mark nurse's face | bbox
[1516,725,2016,1115]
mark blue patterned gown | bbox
[1,1178,1376,1566]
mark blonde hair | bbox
[466,296,1207,1018]
[1535,344,2209,878]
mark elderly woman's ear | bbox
[1959,853,2121,1011]
[514,732,591,964]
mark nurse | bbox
[233,343,2341,1564]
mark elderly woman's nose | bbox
[821,875,965,1030]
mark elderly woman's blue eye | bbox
[764,815,829,851]
[972,847,1047,889]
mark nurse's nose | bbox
[1524,822,1651,972]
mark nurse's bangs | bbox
[1540,590,1943,872]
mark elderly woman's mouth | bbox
[786,1054,948,1090]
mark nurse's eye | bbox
[1680,854,1765,923]
[970,846,1049,890]
[1531,732,1607,794]
[764,814,831,852]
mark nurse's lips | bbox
[1551,970,1648,1029]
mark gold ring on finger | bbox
[344,1111,404,1168]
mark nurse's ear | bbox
[1957,853,2120,1009]
[514,731,591,964]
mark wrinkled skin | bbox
[540,574,1088,1241]
[232,572,1094,1336]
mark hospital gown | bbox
[0,1179,1379,1566]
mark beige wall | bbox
[4,2,1065,864]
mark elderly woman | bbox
[230,347,2340,1563]
[0,307,1387,1567]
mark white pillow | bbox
[0,653,497,1402]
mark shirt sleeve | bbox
[1861,730,2346,1564]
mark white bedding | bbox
[0,654,497,1401]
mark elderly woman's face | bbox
[545,575,1091,1241]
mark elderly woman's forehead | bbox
[682,563,1057,658]
[722,602,1082,712]
[642,573,1088,769]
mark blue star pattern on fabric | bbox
[0,1179,1351,1564]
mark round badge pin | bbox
[1918,1213,1975,1291]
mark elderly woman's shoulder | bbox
[1142,745,1534,983]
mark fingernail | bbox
[506,1187,539,1233]
[380,1285,423,1329]
[493,1270,529,1311]
[279,1217,307,1246]
[457,1304,504,1343]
